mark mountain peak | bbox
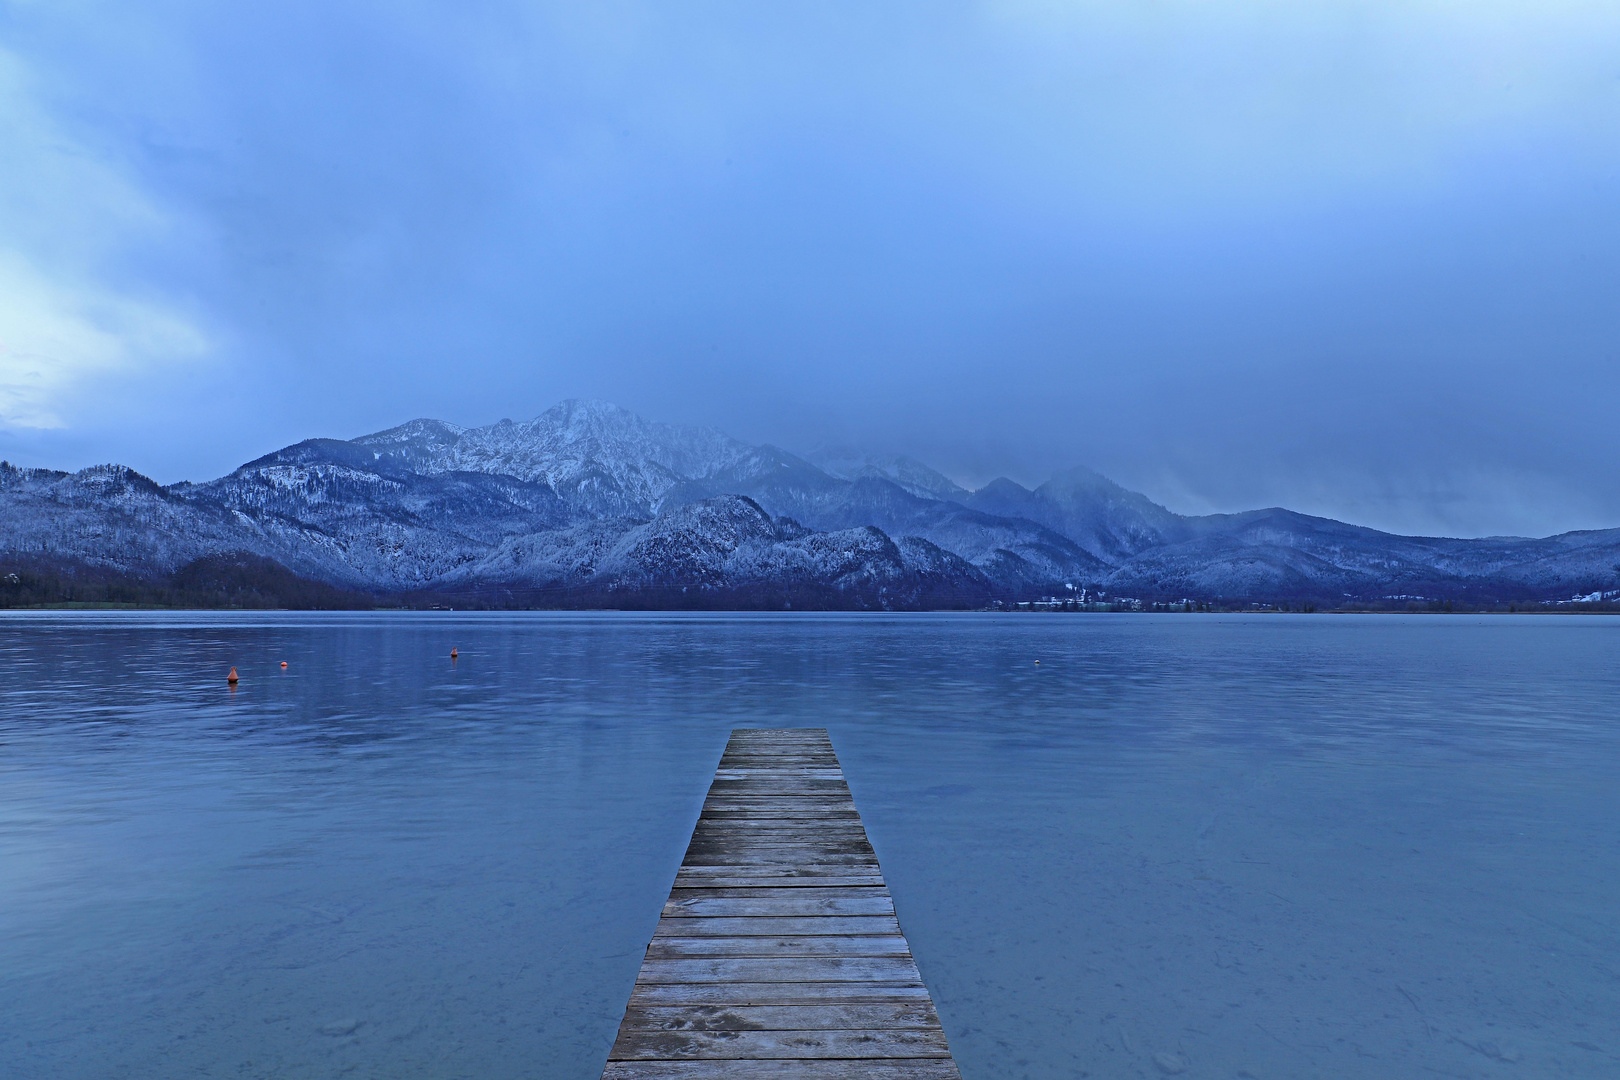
[7,398,1619,606]
[351,400,756,517]
[803,446,969,502]
[973,477,1032,498]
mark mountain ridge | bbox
[3,400,1618,608]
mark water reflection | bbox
[1,612,1617,1079]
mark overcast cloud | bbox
[0,0,1616,537]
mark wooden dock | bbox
[601,728,961,1079]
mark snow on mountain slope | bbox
[965,468,1185,564]
[661,444,850,513]
[0,462,275,576]
[663,459,1105,588]
[346,403,1125,589]
[805,447,970,502]
[447,495,993,607]
[198,439,567,538]
[346,418,468,470]
[172,439,570,587]
[761,477,1106,589]
[6,398,1620,605]
[355,399,755,517]
[1103,508,1620,602]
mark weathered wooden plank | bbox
[652,915,903,937]
[662,891,896,917]
[684,837,875,852]
[611,1027,953,1060]
[688,832,871,842]
[713,767,845,775]
[695,816,866,826]
[674,865,883,879]
[717,749,835,757]
[621,1003,942,1031]
[628,981,934,1006]
[678,854,876,865]
[714,749,839,758]
[696,811,861,819]
[688,828,867,840]
[680,849,878,865]
[605,1061,963,1080]
[675,864,881,875]
[697,808,864,820]
[686,834,873,845]
[686,835,868,841]
[686,863,875,877]
[686,837,873,848]
[673,875,885,889]
[686,829,874,841]
[698,803,859,809]
[714,762,842,771]
[672,873,887,888]
[700,794,862,805]
[697,804,862,814]
[633,955,924,984]
[676,867,884,881]
[601,728,956,1077]
[693,821,869,831]
[700,795,858,803]
[699,792,857,802]
[714,768,845,778]
[713,768,842,776]
[711,775,845,784]
[664,887,894,906]
[645,934,914,959]
[707,780,854,793]
[684,842,875,855]
[680,855,878,869]
[701,794,856,803]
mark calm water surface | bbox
[1,612,1617,1079]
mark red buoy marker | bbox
[450,647,458,659]
[280,661,288,669]
[227,667,239,684]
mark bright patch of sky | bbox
[0,45,207,428]
[0,0,1615,536]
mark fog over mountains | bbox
[4,400,1618,609]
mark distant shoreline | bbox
[3,600,1616,616]
[7,401,1619,618]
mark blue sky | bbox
[1,1,1617,537]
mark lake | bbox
[2,611,1617,1079]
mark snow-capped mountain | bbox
[804,447,971,503]
[4,399,1619,608]
[964,467,1186,563]
[442,495,992,608]
[354,400,756,518]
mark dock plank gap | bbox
[602,727,961,1080]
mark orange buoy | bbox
[280,661,288,669]
[450,647,458,659]
[227,667,239,684]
